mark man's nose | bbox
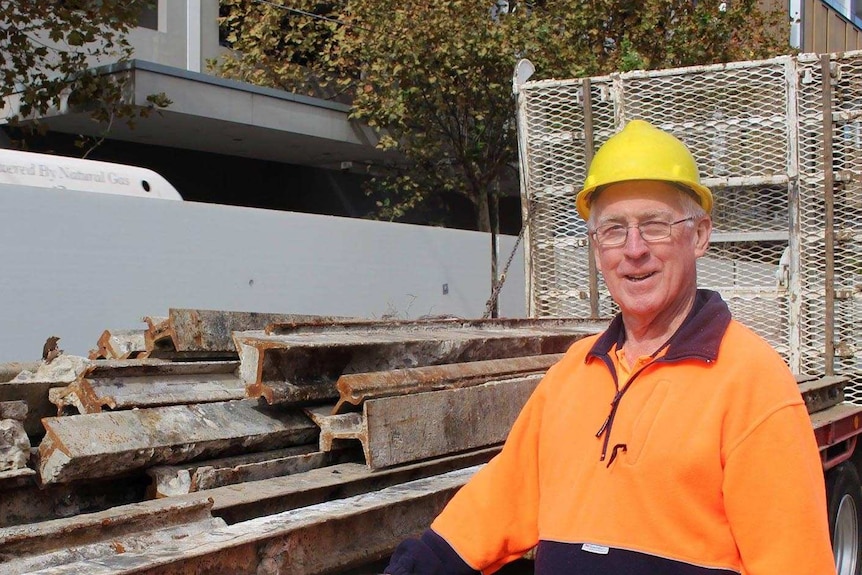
[622,225,650,256]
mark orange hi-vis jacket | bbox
[424,290,835,575]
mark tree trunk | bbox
[476,188,491,233]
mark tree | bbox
[0,0,170,155]
[216,0,789,232]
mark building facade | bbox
[790,0,862,51]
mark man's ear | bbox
[694,216,712,257]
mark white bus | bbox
[0,149,182,200]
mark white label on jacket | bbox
[582,543,610,555]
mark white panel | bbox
[186,0,202,72]
[0,185,524,362]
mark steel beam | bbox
[0,496,215,557]
[237,318,599,405]
[0,363,39,384]
[0,400,27,421]
[89,330,147,360]
[85,359,239,378]
[0,474,151,529]
[333,353,561,413]
[0,467,36,491]
[146,445,362,497]
[49,361,243,415]
[38,400,318,484]
[0,400,29,473]
[142,316,171,353]
[264,316,606,335]
[28,466,481,575]
[0,497,225,575]
[167,309,350,353]
[0,379,64,439]
[183,446,498,525]
[308,375,541,469]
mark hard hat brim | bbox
[576,179,713,221]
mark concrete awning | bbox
[2,60,395,171]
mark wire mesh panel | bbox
[517,57,797,368]
[518,50,862,389]
[796,52,862,399]
[519,78,617,319]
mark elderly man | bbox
[385,120,836,575]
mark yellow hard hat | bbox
[575,119,713,220]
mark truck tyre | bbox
[827,462,862,575]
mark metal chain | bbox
[482,200,534,319]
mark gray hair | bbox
[586,182,708,230]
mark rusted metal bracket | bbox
[307,375,542,469]
[38,400,318,484]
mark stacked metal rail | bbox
[0,310,605,574]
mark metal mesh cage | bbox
[516,51,862,396]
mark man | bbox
[385,120,836,575]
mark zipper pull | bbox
[595,415,610,438]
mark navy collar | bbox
[587,289,732,364]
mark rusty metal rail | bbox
[89,329,147,360]
[38,400,318,484]
[143,309,352,358]
[264,316,605,335]
[0,315,601,573]
[142,315,170,353]
[0,400,32,489]
[238,318,601,406]
[49,360,243,414]
[193,445,499,525]
[27,466,481,575]
[0,363,39,384]
[333,353,562,414]
[308,375,542,469]
[0,497,222,575]
[147,445,362,497]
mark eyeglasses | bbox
[590,217,694,247]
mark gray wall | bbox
[0,185,525,362]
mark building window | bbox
[138,3,158,30]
